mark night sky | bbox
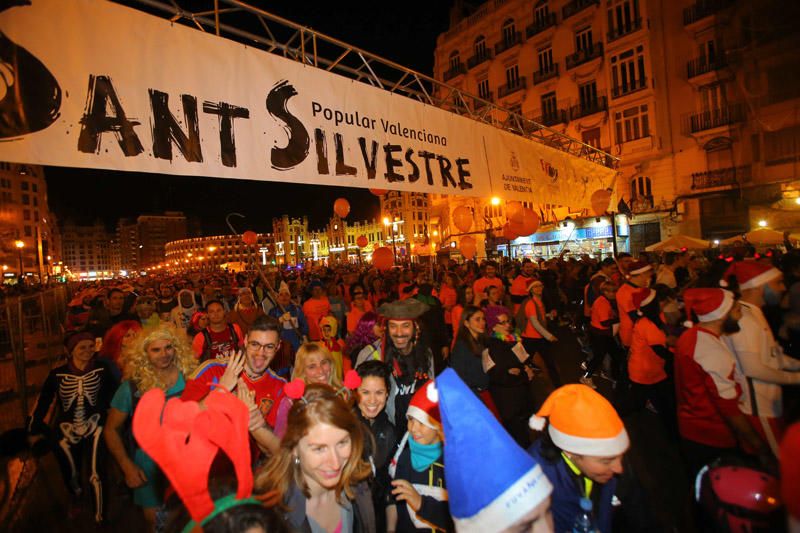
[44,1,453,235]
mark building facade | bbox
[379,191,433,259]
[116,211,188,271]
[0,163,61,278]
[164,233,275,272]
[434,0,800,255]
[61,219,115,276]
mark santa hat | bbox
[632,288,656,316]
[406,380,441,430]
[530,384,629,457]
[721,261,781,290]
[437,369,552,532]
[683,288,735,326]
[627,260,652,277]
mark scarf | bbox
[408,437,442,472]
[491,330,521,344]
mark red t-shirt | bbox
[629,317,667,385]
[192,324,244,361]
[522,297,546,339]
[182,358,286,428]
[616,283,637,347]
[438,285,457,324]
[590,295,616,332]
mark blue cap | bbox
[436,369,552,532]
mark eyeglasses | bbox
[247,341,279,352]
[352,291,364,296]
[496,319,510,325]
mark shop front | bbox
[497,217,630,260]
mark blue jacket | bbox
[528,439,616,533]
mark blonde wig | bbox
[291,342,342,388]
[122,324,197,392]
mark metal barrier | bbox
[0,286,68,433]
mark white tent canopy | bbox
[645,235,711,252]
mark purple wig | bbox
[344,311,380,356]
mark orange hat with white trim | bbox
[529,384,629,457]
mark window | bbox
[506,65,520,87]
[764,124,800,165]
[607,0,641,39]
[21,193,29,205]
[700,40,716,63]
[534,1,550,24]
[582,127,602,148]
[32,183,37,193]
[33,196,37,207]
[611,45,646,97]
[579,81,598,108]
[449,51,461,70]
[502,19,516,45]
[538,47,554,73]
[541,92,557,117]
[34,210,39,221]
[23,209,30,221]
[576,27,593,52]
[20,181,28,191]
[474,35,486,57]
[24,225,32,237]
[699,83,725,112]
[614,104,650,143]
[630,176,652,199]
[478,78,491,100]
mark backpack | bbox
[200,323,239,361]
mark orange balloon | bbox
[333,198,351,218]
[518,208,540,236]
[369,188,388,196]
[452,206,473,233]
[460,235,477,260]
[242,230,258,245]
[502,223,518,241]
[591,189,612,216]
[356,235,368,248]
[506,201,523,222]
[372,246,393,270]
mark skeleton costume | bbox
[29,342,117,523]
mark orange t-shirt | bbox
[346,300,374,334]
[629,317,668,385]
[590,296,616,331]
[522,297,546,339]
[473,277,503,304]
[438,285,457,324]
[616,283,637,347]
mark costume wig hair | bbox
[254,384,371,503]
[122,325,197,393]
[291,342,342,388]
[100,320,142,366]
[343,311,379,357]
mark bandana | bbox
[409,437,442,472]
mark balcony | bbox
[569,96,608,120]
[533,64,559,85]
[495,32,522,55]
[467,49,493,69]
[566,43,604,70]
[526,13,557,39]
[686,104,745,133]
[611,77,647,98]
[562,0,599,20]
[687,55,728,79]
[498,77,527,98]
[683,0,734,26]
[443,63,467,82]
[536,109,568,127]
[607,18,642,42]
[691,165,751,190]
[474,92,493,109]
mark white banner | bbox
[0,0,615,208]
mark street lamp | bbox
[14,240,24,280]
[383,216,397,265]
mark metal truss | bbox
[116,0,618,169]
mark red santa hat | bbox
[721,261,781,290]
[683,288,735,326]
[627,260,652,277]
[406,380,441,430]
[632,288,656,316]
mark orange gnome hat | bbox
[529,384,629,457]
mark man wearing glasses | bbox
[181,316,286,455]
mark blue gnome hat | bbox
[436,369,552,532]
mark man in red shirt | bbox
[510,259,536,313]
[302,280,330,341]
[675,288,769,477]
[182,316,285,455]
[472,261,503,305]
[191,300,244,361]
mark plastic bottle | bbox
[571,497,599,533]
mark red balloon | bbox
[356,235,368,248]
[452,205,473,233]
[334,198,351,218]
[369,188,388,196]
[502,223,519,241]
[372,247,393,270]
[518,208,540,236]
[242,230,258,245]
[460,235,477,260]
[591,189,612,216]
[506,201,523,222]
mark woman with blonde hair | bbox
[104,325,197,531]
[255,383,375,532]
